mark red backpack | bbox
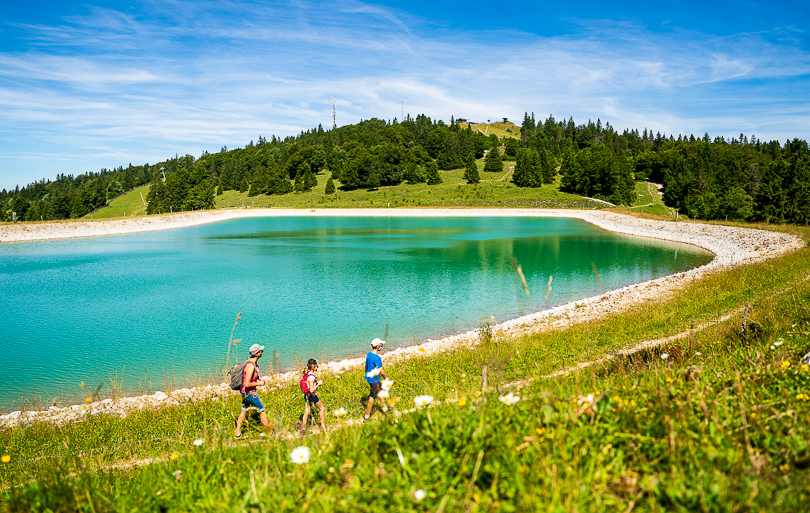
[299,373,314,395]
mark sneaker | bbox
[234,433,243,440]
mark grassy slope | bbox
[86,185,151,220]
[2,223,809,511]
[459,121,522,140]
[87,152,659,217]
[217,164,615,211]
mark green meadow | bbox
[1,219,808,511]
[85,185,152,220]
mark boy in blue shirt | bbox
[364,338,389,421]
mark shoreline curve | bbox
[0,209,803,426]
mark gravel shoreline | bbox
[0,209,803,427]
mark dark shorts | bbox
[369,382,382,399]
[306,394,320,404]
[241,391,266,412]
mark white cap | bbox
[249,344,265,356]
[371,338,386,348]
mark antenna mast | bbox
[332,98,336,129]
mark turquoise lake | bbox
[0,216,713,410]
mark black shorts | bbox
[369,382,382,399]
[306,394,320,404]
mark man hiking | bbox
[364,338,389,421]
[235,343,271,439]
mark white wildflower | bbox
[377,389,390,398]
[498,392,520,405]
[334,407,347,417]
[413,395,433,407]
[173,469,182,481]
[381,378,395,391]
[577,394,595,405]
[366,367,382,378]
[192,438,204,447]
[695,352,701,356]
[660,353,670,360]
[290,446,311,465]
[414,489,427,501]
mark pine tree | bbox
[303,169,317,191]
[294,171,304,192]
[426,161,442,185]
[463,154,480,184]
[513,149,531,187]
[324,176,336,194]
[367,168,380,190]
[484,145,503,173]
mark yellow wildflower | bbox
[781,361,791,369]
[535,427,546,436]
[1,455,10,464]
[170,452,179,462]
[84,397,92,404]
[780,463,790,472]
[801,365,809,372]
[458,398,467,407]
[665,377,674,383]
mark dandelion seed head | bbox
[192,438,204,447]
[414,489,427,501]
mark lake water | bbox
[0,216,712,410]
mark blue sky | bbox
[1,0,809,190]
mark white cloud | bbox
[1,0,809,188]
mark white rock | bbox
[154,391,168,401]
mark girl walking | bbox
[300,358,327,432]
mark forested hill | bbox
[2,113,808,224]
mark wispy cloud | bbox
[1,0,808,189]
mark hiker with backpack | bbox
[232,343,271,439]
[364,338,389,421]
[300,358,327,433]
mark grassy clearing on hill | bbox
[85,185,151,220]
[1,223,808,511]
[459,121,521,140]
[216,166,611,211]
[85,151,669,219]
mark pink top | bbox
[242,361,259,394]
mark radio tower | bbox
[332,98,336,129]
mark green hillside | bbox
[86,184,151,220]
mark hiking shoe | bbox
[234,434,244,440]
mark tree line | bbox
[2,112,808,224]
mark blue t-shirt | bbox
[365,352,383,383]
